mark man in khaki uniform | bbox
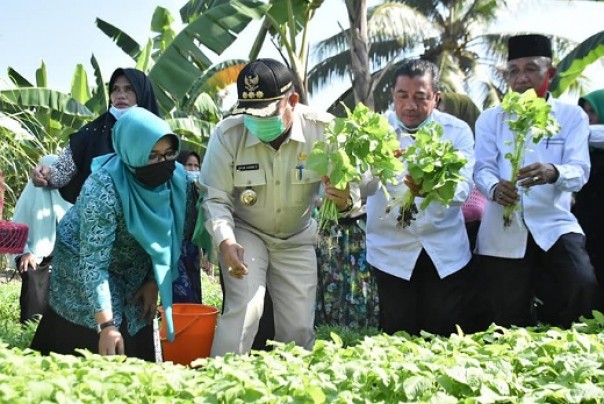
[200,58,355,356]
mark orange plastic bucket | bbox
[159,303,220,365]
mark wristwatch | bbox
[96,319,116,334]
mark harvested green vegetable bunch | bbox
[306,103,404,230]
[500,89,560,227]
[388,122,467,228]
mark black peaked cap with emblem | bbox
[508,34,552,61]
[232,58,294,117]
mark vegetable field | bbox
[1,278,604,402]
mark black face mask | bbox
[134,159,176,188]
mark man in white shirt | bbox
[474,34,602,328]
[365,59,475,336]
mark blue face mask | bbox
[243,115,286,142]
[186,170,200,183]
[396,114,433,133]
[109,105,136,120]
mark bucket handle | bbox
[160,314,211,342]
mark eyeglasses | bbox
[148,149,178,164]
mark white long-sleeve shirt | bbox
[365,110,475,280]
[474,98,590,258]
[588,124,604,148]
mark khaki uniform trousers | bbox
[210,224,317,356]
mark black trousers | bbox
[374,250,470,336]
[573,152,604,288]
[31,308,155,361]
[17,256,52,324]
[478,233,603,328]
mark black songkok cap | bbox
[508,34,552,61]
[231,58,293,117]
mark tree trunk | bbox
[345,0,373,110]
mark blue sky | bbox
[0,1,350,98]
[0,0,602,109]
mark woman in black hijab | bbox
[32,68,159,203]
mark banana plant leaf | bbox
[248,0,317,58]
[85,54,109,114]
[148,0,268,113]
[167,116,215,148]
[136,39,154,74]
[180,59,247,112]
[0,88,94,129]
[150,7,176,56]
[179,0,234,23]
[96,18,142,60]
[70,64,91,106]
[550,30,604,97]
[7,68,33,87]
[35,62,47,88]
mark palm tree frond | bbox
[369,2,440,43]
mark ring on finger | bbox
[497,191,503,199]
[532,176,540,182]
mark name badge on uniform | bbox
[236,164,259,171]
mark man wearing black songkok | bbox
[473,34,603,329]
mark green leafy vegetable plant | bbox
[1,315,604,402]
[306,103,404,230]
[1,281,604,402]
[501,89,560,227]
[388,122,467,227]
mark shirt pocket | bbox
[234,169,266,208]
[290,168,322,206]
[538,137,564,164]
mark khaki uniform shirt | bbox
[200,104,334,246]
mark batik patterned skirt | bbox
[315,215,379,328]
[172,240,202,304]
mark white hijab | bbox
[10,155,72,265]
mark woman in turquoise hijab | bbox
[31,107,187,361]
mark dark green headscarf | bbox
[438,93,481,135]
[92,107,186,342]
[579,89,604,123]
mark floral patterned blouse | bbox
[48,147,78,189]
[49,169,193,336]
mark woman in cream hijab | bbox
[11,155,72,323]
